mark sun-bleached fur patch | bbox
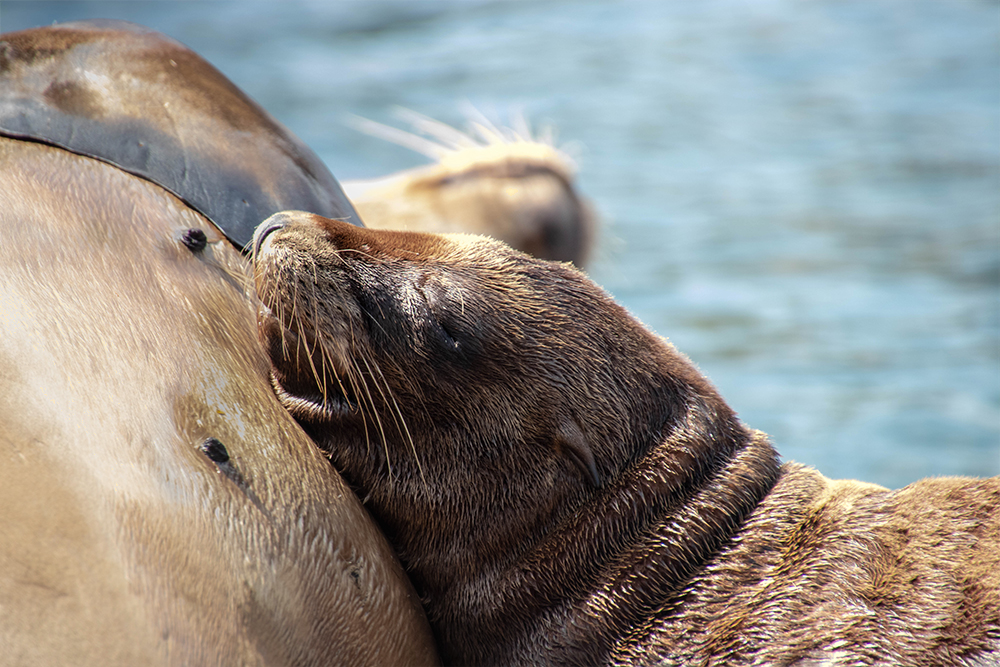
[253,210,999,667]
[342,108,596,266]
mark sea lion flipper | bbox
[557,419,601,487]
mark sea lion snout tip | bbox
[251,210,331,256]
[252,212,296,257]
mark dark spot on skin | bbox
[180,228,208,253]
[43,80,104,118]
[350,569,361,590]
[200,437,230,464]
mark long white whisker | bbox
[394,106,479,150]
[344,113,450,159]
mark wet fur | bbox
[253,211,1000,667]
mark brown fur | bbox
[253,210,1000,667]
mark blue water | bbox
[4,1,998,489]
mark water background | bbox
[4,1,998,489]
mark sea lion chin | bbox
[253,210,1000,667]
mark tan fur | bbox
[253,211,999,667]
[0,139,439,666]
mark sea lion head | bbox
[252,210,769,662]
[252,209,723,487]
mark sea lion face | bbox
[253,211,636,480]
[252,210,708,558]
[251,210,772,664]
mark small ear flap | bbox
[557,419,601,488]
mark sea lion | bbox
[343,110,596,266]
[252,210,1000,667]
[0,21,437,666]
[0,19,361,249]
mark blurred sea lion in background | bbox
[0,20,438,666]
[253,210,999,667]
[343,109,596,266]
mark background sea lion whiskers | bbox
[342,108,596,266]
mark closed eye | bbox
[436,319,460,350]
[415,280,460,351]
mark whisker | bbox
[307,262,329,403]
[355,353,392,479]
[394,106,479,150]
[344,318,375,456]
[348,365,373,457]
[335,247,383,263]
[367,354,426,486]
[344,113,451,159]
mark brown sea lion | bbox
[252,210,1000,667]
[0,20,437,666]
[343,110,596,266]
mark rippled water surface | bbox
[4,1,998,488]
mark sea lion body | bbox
[253,211,1000,666]
[0,21,437,666]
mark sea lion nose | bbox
[251,212,295,257]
